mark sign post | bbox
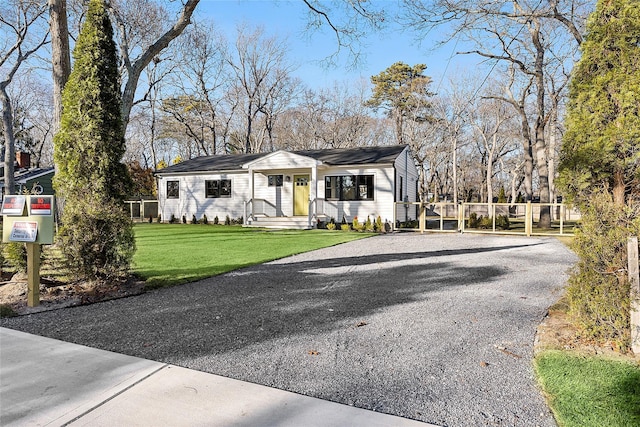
[2,195,55,307]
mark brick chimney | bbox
[16,152,31,169]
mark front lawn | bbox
[535,350,640,427]
[133,224,371,288]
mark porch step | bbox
[244,216,313,230]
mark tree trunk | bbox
[49,0,71,135]
[531,18,551,229]
[1,87,16,195]
[452,136,458,204]
[613,168,626,205]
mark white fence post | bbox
[629,236,640,354]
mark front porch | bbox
[242,151,322,230]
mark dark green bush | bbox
[0,304,17,318]
[478,215,493,229]
[224,215,231,226]
[191,214,197,224]
[3,242,26,272]
[566,191,639,351]
[202,214,208,225]
[375,216,384,232]
[214,216,219,225]
[169,214,177,224]
[182,215,187,224]
[467,212,479,228]
[496,214,510,230]
[57,202,135,280]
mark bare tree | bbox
[470,97,519,204]
[227,24,296,153]
[1,0,49,194]
[402,0,590,227]
[106,0,200,130]
[301,0,387,67]
[7,73,55,167]
[163,21,235,156]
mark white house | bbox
[155,145,419,229]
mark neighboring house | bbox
[0,153,55,196]
[155,145,419,229]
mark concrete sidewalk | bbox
[0,327,433,426]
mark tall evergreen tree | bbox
[558,0,640,206]
[53,0,134,280]
[366,62,433,145]
[557,0,640,349]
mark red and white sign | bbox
[1,195,26,216]
[30,196,53,216]
[9,221,38,242]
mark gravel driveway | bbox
[1,233,576,426]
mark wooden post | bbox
[26,243,41,307]
[525,201,532,237]
[629,236,639,354]
[419,203,425,234]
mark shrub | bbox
[565,191,640,351]
[148,215,153,223]
[224,215,231,226]
[375,216,384,233]
[182,215,187,224]
[0,304,17,318]
[191,214,197,224]
[169,214,177,224]
[340,224,351,232]
[157,214,161,223]
[214,216,219,225]
[467,212,479,228]
[398,219,418,228]
[497,187,507,203]
[478,215,493,229]
[3,242,27,272]
[202,214,208,225]
[327,222,336,231]
[57,203,135,280]
[352,216,364,231]
[496,214,510,230]
[365,216,374,232]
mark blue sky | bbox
[195,0,482,93]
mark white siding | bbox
[157,172,249,222]
[156,147,419,225]
[393,146,420,222]
[317,165,396,224]
[247,151,319,170]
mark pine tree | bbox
[366,62,433,145]
[53,0,134,280]
[557,0,640,349]
[558,0,640,206]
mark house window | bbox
[325,175,374,201]
[206,179,232,198]
[268,175,283,187]
[167,180,179,199]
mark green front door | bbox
[293,175,309,216]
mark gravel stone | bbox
[1,233,576,426]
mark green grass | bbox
[535,350,640,427]
[132,224,372,288]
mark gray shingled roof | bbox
[0,167,55,184]
[155,145,408,175]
